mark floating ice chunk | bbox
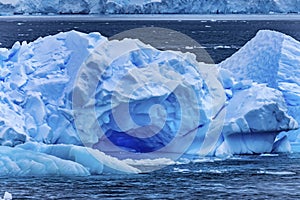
[1,28,300,171]
[214,45,231,50]
[1,192,12,200]
[173,167,190,173]
[124,158,175,167]
[257,170,296,175]
[260,153,279,157]
[185,46,194,50]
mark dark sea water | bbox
[1,18,300,63]
[0,154,299,199]
[0,17,300,199]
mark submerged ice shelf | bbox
[0,29,300,176]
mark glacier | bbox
[0,28,299,175]
[219,30,300,153]
[0,0,300,15]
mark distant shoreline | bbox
[0,14,300,21]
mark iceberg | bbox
[219,30,300,151]
[0,28,299,175]
[0,29,225,155]
[0,29,227,175]
[0,0,300,15]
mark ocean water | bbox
[1,18,300,63]
[0,154,299,199]
[0,17,300,199]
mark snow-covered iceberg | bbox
[0,0,300,15]
[219,30,300,152]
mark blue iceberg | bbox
[0,29,299,175]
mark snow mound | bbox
[0,0,300,15]
[220,30,300,149]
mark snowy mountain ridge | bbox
[0,0,300,15]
